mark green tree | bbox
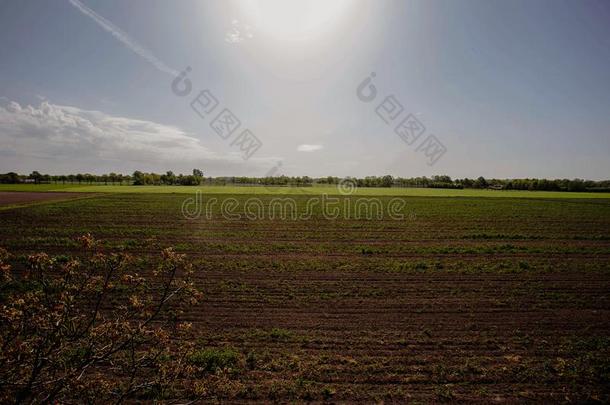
[381,175,394,188]
[29,171,42,184]
[132,171,144,185]
[474,176,488,189]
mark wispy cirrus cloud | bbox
[67,0,178,76]
[297,144,323,152]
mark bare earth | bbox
[0,192,85,206]
[1,194,608,402]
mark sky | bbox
[0,0,609,179]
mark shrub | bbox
[0,234,202,403]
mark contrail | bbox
[68,0,178,77]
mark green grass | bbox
[2,183,610,198]
[187,347,240,372]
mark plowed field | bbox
[1,193,609,402]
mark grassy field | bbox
[2,183,610,198]
[1,192,609,402]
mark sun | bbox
[236,0,353,41]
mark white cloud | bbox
[297,144,323,152]
[225,19,254,44]
[0,100,271,173]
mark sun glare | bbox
[237,0,353,41]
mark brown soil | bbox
[1,193,608,402]
[0,191,87,206]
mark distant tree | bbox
[29,171,43,184]
[567,179,586,192]
[381,175,394,188]
[474,176,488,189]
[150,173,161,185]
[0,172,20,184]
[162,171,176,185]
[432,175,452,183]
[132,171,144,186]
[459,178,474,188]
[192,169,203,185]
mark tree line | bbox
[1,171,609,192]
[0,170,205,186]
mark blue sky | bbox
[0,0,609,178]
